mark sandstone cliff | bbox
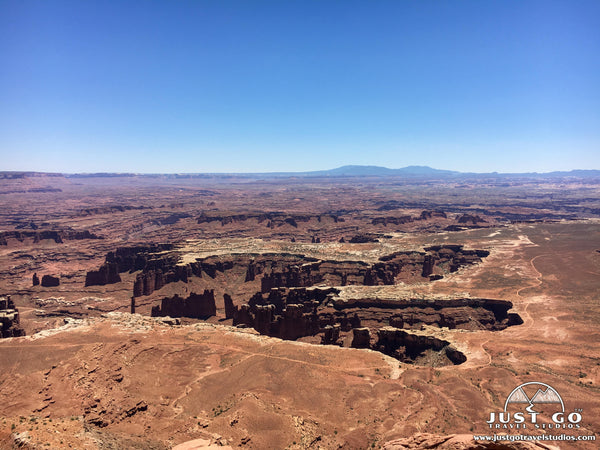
[151,290,217,319]
[0,295,25,338]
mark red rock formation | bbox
[277,304,320,340]
[0,295,25,338]
[333,297,520,331]
[133,277,143,297]
[372,216,413,226]
[151,290,216,319]
[85,262,122,286]
[419,210,447,220]
[259,246,488,291]
[0,229,101,245]
[224,293,235,319]
[228,285,520,365]
[372,210,446,227]
[253,304,274,335]
[260,261,325,292]
[457,213,487,224]
[232,288,327,340]
[321,324,341,345]
[348,234,379,243]
[125,247,488,316]
[382,433,551,449]
[351,327,371,348]
[375,327,466,365]
[105,244,175,273]
[196,212,341,228]
[133,264,192,297]
[41,275,60,287]
[73,205,151,217]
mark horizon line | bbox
[2,165,600,176]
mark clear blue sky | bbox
[1,0,599,173]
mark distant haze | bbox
[4,165,600,179]
[1,1,599,173]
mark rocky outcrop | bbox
[130,252,287,297]
[332,297,521,331]
[260,261,330,292]
[456,213,487,224]
[232,287,334,340]
[224,294,235,319]
[249,287,337,314]
[134,270,162,297]
[233,285,521,340]
[348,235,379,243]
[73,205,151,217]
[444,214,490,230]
[351,327,371,348]
[321,324,341,345]
[41,275,60,287]
[85,262,122,286]
[229,286,520,365]
[372,216,413,226]
[260,245,489,291]
[375,327,466,365]
[278,304,320,340]
[152,212,191,225]
[421,254,435,277]
[383,433,556,449]
[197,212,342,227]
[132,252,316,297]
[245,261,256,281]
[126,245,488,299]
[84,244,175,293]
[0,229,101,245]
[151,290,216,319]
[259,259,372,292]
[0,295,25,338]
[105,244,175,273]
[371,210,447,226]
[133,265,192,297]
[419,210,447,219]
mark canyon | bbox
[0,172,598,449]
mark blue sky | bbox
[1,0,599,173]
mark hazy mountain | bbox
[4,166,600,179]
[311,165,459,177]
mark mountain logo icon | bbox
[504,382,564,412]
[506,387,530,404]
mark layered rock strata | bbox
[0,295,25,338]
[229,287,522,366]
[0,229,101,245]
[87,244,489,298]
[197,212,343,227]
[85,262,121,286]
[41,275,60,287]
[151,290,216,319]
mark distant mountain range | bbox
[295,165,600,178]
[301,165,459,177]
[2,165,600,179]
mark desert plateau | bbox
[0,169,598,449]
